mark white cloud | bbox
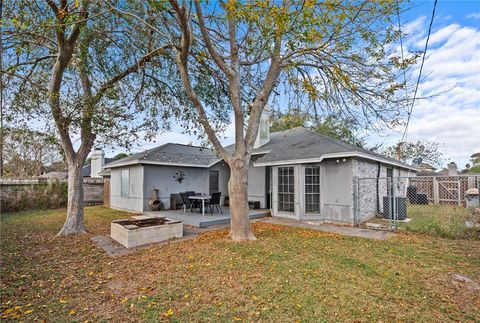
[467,12,480,19]
[382,19,480,167]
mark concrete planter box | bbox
[111,218,183,248]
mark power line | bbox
[401,0,438,143]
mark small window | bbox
[121,169,129,197]
[260,117,269,140]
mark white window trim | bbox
[121,169,130,197]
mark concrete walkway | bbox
[262,217,395,240]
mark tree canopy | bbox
[2,127,63,178]
[270,109,365,147]
[380,140,445,167]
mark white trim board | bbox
[253,152,419,171]
[103,158,222,169]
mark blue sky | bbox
[374,0,480,168]
[108,1,480,169]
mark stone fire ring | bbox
[111,217,183,249]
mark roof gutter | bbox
[103,158,221,169]
[253,152,419,171]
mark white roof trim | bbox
[253,152,419,171]
[103,158,221,169]
[251,150,271,155]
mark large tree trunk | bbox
[228,159,256,241]
[57,160,87,236]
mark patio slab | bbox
[142,207,270,228]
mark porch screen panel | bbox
[278,166,294,212]
[305,166,320,213]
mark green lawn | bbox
[401,204,480,239]
[1,207,479,322]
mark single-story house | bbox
[102,126,417,225]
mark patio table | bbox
[189,195,211,216]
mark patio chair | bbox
[206,192,222,214]
[180,192,199,213]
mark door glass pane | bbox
[278,167,294,212]
[305,166,320,213]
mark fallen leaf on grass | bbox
[163,308,174,318]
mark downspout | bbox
[376,162,381,215]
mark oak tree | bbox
[147,0,417,240]
[3,0,177,235]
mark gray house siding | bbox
[270,160,353,223]
[110,165,144,212]
[109,162,230,212]
[142,162,230,210]
[248,157,266,208]
[318,159,353,223]
[268,157,415,225]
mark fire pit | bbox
[111,217,183,248]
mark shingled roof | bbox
[248,127,417,170]
[104,127,417,171]
[103,143,220,169]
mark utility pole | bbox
[396,142,404,162]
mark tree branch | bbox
[169,0,229,161]
[193,1,232,78]
[95,44,174,101]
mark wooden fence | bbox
[409,175,480,206]
[1,178,107,212]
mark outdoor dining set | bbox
[180,191,222,216]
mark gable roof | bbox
[103,143,220,169]
[248,127,418,171]
[104,127,417,171]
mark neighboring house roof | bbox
[38,171,68,179]
[103,143,220,169]
[419,163,436,172]
[98,169,111,177]
[244,127,418,171]
[83,158,115,176]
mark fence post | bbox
[104,178,110,207]
[433,177,439,204]
[457,180,461,205]
[391,177,397,230]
